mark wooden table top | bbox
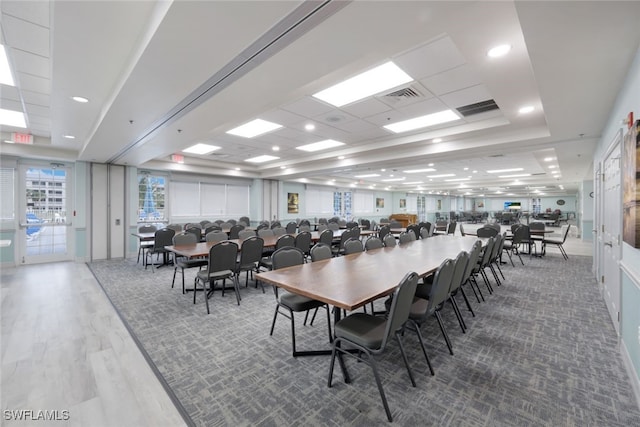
[256,235,484,311]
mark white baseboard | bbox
[621,339,640,410]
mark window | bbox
[138,174,166,221]
[353,191,374,214]
[169,180,250,219]
[306,188,334,215]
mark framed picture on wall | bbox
[376,198,385,208]
[287,192,299,214]
[399,198,406,208]
[623,121,640,247]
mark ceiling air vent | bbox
[384,86,421,98]
[456,99,499,117]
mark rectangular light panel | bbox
[245,155,280,163]
[384,110,459,133]
[312,62,413,107]
[0,108,26,128]
[182,143,220,155]
[403,168,436,173]
[226,119,282,138]
[0,45,15,86]
[296,139,344,152]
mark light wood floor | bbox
[1,262,187,427]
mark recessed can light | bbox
[72,96,89,103]
[487,44,511,58]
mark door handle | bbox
[604,241,612,247]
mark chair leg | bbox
[449,296,466,333]
[181,268,186,294]
[204,279,211,314]
[269,305,280,336]
[395,332,416,387]
[289,308,297,356]
[325,305,333,344]
[494,261,505,280]
[435,311,454,355]
[369,354,393,422]
[171,267,178,288]
[459,287,475,317]
[479,269,493,294]
[470,275,485,302]
[408,320,434,375]
[233,275,241,305]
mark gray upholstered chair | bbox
[383,233,396,247]
[137,224,156,265]
[318,229,333,247]
[145,228,175,272]
[328,271,420,423]
[238,229,256,240]
[228,224,245,240]
[236,236,264,290]
[285,221,298,234]
[310,243,332,262]
[364,236,383,251]
[542,224,571,260]
[269,247,332,357]
[171,232,208,294]
[294,231,312,259]
[343,237,364,255]
[205,230,228,243]
[195,241,240,313]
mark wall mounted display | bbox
[376,198,385,208]
[623,121,640,247]
[287,192,299,214]
[399,198,406,208]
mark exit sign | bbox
[11,132,33,144]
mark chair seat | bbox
[280,292,325,312]
[176,258,207,269]
[237,261,258,271]
[542,238,562,244]
[415,281,432,299]
[409,297,429,319]
[334,313,386,349]
[197,269,234,282]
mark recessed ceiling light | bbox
[182,143,221,155]
[548,165,556,169]
[382,177,406,182]
[498,173,531,178]
[403,181,423,185]
[487,44,511,58]
[428,163,434,167]
[245,155,280,163]
[384,110,459,133]
[312,61,413,107]
[432,138,443,143]
[63,135,75,139]
[427,173,455,178]
[272,146,280,151]
[304,123,315,131]
[463,167,469,171]
[544,157,554,162]
[0,45,15,86]
[354,173,380,178]
[338,156,345,160]
[551,170,560,174]
[280,166,286,169]
[3,139,14,144]
[404,168,436,173]
[235,167,241,171]
[519,105,535,114]
[72,96,89,103]
[487,168,523,173]
[296,139,345,152]
[226,119,282,138]
[0,108,26,128]
[473,170,478,173]
[380,168,386,172]
[445,178,471,182]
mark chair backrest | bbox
[214,220,225,225]
[485,223,501,233]
[350,226,361,240]
[345,221,358,229]
[529,221,545,231]
[228,224,245,239]
[185,222,203,230]
[514,225,532,243]
[398,231,413,245]
[275,234,296,250]
[173,232,198,246]
[318,218,328,225]
[272,246,304,270]
[299,219,311,227]
[219,222,233,229]
[310,243,332,261]
[478,237,495,268]
[200,220,212,228]
[477,226,498,238]
[317,224,328,232]
[295,231,312,254]
[166,224,183,233]
[239,237,264,266]
[424,258,455,316]
[256,222,269,231]
[490,233,504,262]
[419,227,430,239]
[379,272,420,350]
[383,233,396,247]
[365,236,383,250]
[337,229,352,249]
[154,228,175,249]
[258,228,275,238]
[449,251,470,293]
[447,221,457,235]
[389,221,402,229]
[238,229,256,240]
[378,225,391,241]
[270,221,282,229]
[328,222,340,231]
[207,241,238,274]
[205,230,228,243]
[379,217,390,224]
[360,219,371,230]
[298,224,311,232]
[204,225,222,235]
[407,224,421,239]
[139,224,157,233]
[286,221,298,234]
[319,229,334,246]
[272,227,287,236]
[185,227,202,241]
[343,238,364,255]
[463,240,483,283]
[459,224,466,236]
[239,216,250,226]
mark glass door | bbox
[19,165,73,264]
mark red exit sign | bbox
[11,132,33,144]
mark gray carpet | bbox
[88,251,640,426]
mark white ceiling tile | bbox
[2,14,49,57]
[20,90,49,107]
[420,64,481,96]
[0,85,21,101]
[17,72,50,94]
[395,97,452,118]
[259,108,307,126]
[439,84,493,109]
[341,97,391,119]
[1,0,50,28]
[24,104,49,117]
[393,35,466,81]
[0,98,23,111]
[324,118,378,134]
[11,49,50,79]
[281,96,334,118]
